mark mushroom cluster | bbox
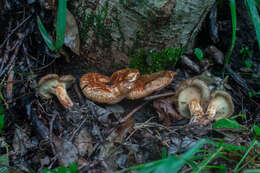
[38,69,176,107]
[175,78,234,126]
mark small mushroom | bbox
[205,90,234,120]
[175,78,210,118]
[38,74,76,108]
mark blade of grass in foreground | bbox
[245,0,260,50]
[37,16,56,51]
[225,0,237,65]
[115,139,208,173]
[233,137,257,173]
[191,145,224,173]
[55,0,67,50]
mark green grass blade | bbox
[153,139,208,173]
[55,0,67,50]
[0,105,5,133]
[245,0,260,50]
[225,0,237,65]
[244,169,260,173]
[37,16,56,51]
[116,139,208,173]
[255,0,260,9]
[234,137,257,172]
[191,145,224,173]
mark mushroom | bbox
[205,90,234,120]
[126,70,177,100]
[38,74,76,108]
[80,69,140,104]
[175,78,210,119]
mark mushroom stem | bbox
[205,103,218,119]
[189,98,204,118]
[53,84,74,109]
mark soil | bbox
[0,0,259,172]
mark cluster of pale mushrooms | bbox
[38,69,234,126]
[175,78,234,125]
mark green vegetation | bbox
[85,1,113,47]
[37,0,67,51]
[194,48,204,61]
[0,105,7,173]
[29,163,78,173]
[128,47,183,74]
[225,0,237,66]
[240,46,253,68]
[118,117,260,173]
[225,0,260,65]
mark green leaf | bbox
[153,139,208,173]
[245,0,260,50]
[37,16,56,51]
[244,169,260,173]
[0,155,9,173]
[253,125,260,136]
[161,148,167,159]
[69,163,78,173]
[55,0,67,50]
[0,105,5,133]
[117,139,208,173]
[194,48,203,61]
[244,59,253,68]
[225,0,237,65]
[209,140,246,152]
[213,118,244,130]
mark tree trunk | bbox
[72,0,215,71]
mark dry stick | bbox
[69,117,88,142]
[144,91,175,101]
[49,113,58,155]
[73,83,85,105]
[0,15,32,48]
[119,100,150,124]
[0,39,23,77]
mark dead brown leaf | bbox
[65,9,80,55]
[153,98,183,126]
[74,128,93,157]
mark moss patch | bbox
[128,47,183,74]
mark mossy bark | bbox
[72,0,215,71]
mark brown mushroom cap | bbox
[175,78,210,118]
[38,74,75,108]
[206,90,234,120]
[80,69,140,104]
[127,70,176,100]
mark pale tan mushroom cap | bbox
[175,78,210,118]
[38,74,60,98]
[59,75,76,89]
[206,90,234,120]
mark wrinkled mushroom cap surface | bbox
[127,70,176,100]
[207,90,234,120]
[80,69,140,104]
[175,78,210,118]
